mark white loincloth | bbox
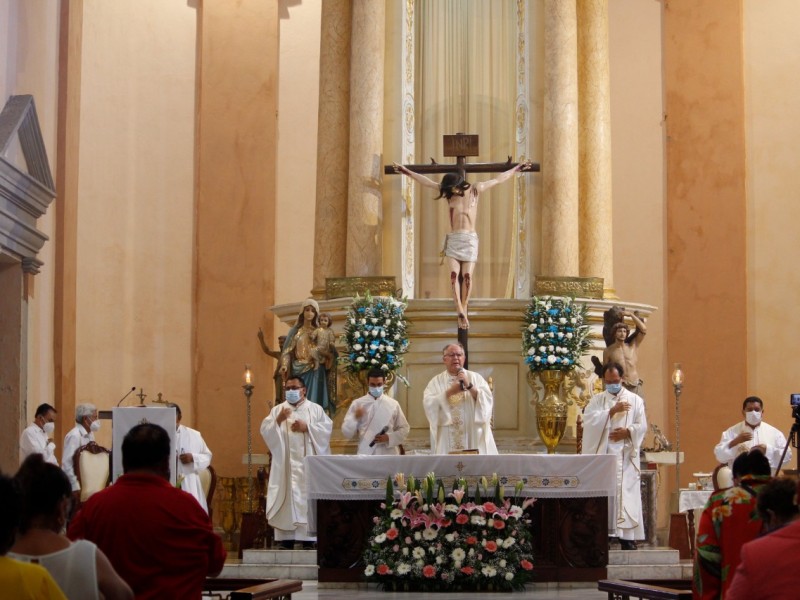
[442,231,479,263]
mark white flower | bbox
[505,572,514,581]
[415,560,424,568]
[566,332,573,339]
[451,548,466,562]
[468,548,475,556]
[571,318,577,324]
[390,508,403,519]
[396,563,411,575]
[547,355,557,364]
[360,318,367,325]
[499,559,507,568]
[379,330,386,338]
[562,357,570,365]
[402,547,409,556]
[371,318,378,324]
[364,565,375,576]
[538,346,546,352]
[374,533,387,543]
[509,506,523,519]
[353,344,363,351]
[537,333,545,339]
[349,318,356,325]
[559,317,567,324]
[356,357,366,363]
[527,324,535,332]
[394,334,401,340]
[422,527,438,540]
[502,537,516,548]
[370,359,378,364]
[539,318,544,324]
[381,364,389,370]
[548,345,554,351]
[527,348,535,356]
[414,532,422,541]
[412,547,425,559]
[534,356,541,363]
[435,555,443,565]
[557,332,564,339]
[470,515,486,526]
[385,319,392,326]
[386,344,394,352]
[481,565,497,577]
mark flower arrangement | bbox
[522,296,589,371]
[363,472,535,592]
[341,291,410,384]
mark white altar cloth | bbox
[305,453,618,534]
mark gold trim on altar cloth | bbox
[340,475,580,492]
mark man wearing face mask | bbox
[62,403,100,503]
[170,403,213,514]
[342,368,410,455]
[19,403,59,466]
[582,362,647,550]
[714,396,790,475]
[261,376,332,549]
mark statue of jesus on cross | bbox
[388,134,536,331]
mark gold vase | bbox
[528,369,568,454]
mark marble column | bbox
[577,0,614,295]
[541,0,579,277]
[312,0,351,298]
[345,0,386,277]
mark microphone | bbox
[369,425,390,447]
[116,387,137,407]
[458,368,466,391]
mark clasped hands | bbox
[277,407,308,432]
[608,401,631,442]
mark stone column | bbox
[345,0,386,277]
[541,0,579,277]
[577,0,614,294]
[312,0,351,298]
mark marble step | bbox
[241,549,317,565]
[609,547,680,566]
[220,560,318,581]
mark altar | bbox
[306,453,617,583]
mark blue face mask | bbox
[368,386,383,398]
[605,382,622,394]
[285,389,302,404]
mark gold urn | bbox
[528,369,568,454]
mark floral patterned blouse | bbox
[692,475,770,600]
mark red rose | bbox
[483,501,498,513]
[422,565,436,578]
[484,540,498,553]
[460,566,475,575]
[466,536,478,545]
[377,564,391,575]
[493,520,506,530]
[456,513,469,525]
[386,527,399,540]
[520,559,533,571]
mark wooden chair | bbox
[198,464,217,520]
[73,441,111,505]
[712,463,733,491]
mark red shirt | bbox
[68,472,226,599]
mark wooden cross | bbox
[385,133,540,366]
[136,388,147,404]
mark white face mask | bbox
[285,389,302,405]
[90,420,102,432]
[43,421,55,434]
[745,410,762,426]
[368,386,383,398]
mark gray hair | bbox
[75,403,97,423]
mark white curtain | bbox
[414,0,518,300]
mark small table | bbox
[677,489,712,557]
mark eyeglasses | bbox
[285,386,302,391]
[444,353,464,358]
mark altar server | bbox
[171,403,213,514]
[422,343,498,455]
[20,403,59,466]
[342,368,410,455]
[582,362,647,550]
[261,376,332,549]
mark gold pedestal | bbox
[529,370,568,454]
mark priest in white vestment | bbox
[171,403,213,514]
[422,343,498,455]
[342,368,410,455]
[261,376,332,548]
[714,396,790,475]
[62,403,100,497]
[582,362,647,550]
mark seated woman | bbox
[0,472,66,599]
[9,455,133,600]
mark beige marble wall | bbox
[743,0,800,442]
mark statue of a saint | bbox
[257,329,287,405]
[392,161,532,329]
[601,309,647,393]
[316,312,338,410]
[279,299,331,412]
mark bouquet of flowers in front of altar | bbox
[362,472,535,592]
[522,296,590,372]
[340,291,410,385]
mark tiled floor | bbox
[287,581,608,599]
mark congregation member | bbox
[726,477,800,600]
[422,342,497,454]
[171,402,213,514]
[261,376,332,549]
[10,455,133,600]
[714,395,790,474]
[342,368,410,455]
[0,472,67,599]
[69,423,226,599]
[61,403,100,502]
[582,362,647,550]
[693,450,771,600]
[19,403,59,466]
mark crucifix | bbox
[136,388,148,404]
[385,133,540,365]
